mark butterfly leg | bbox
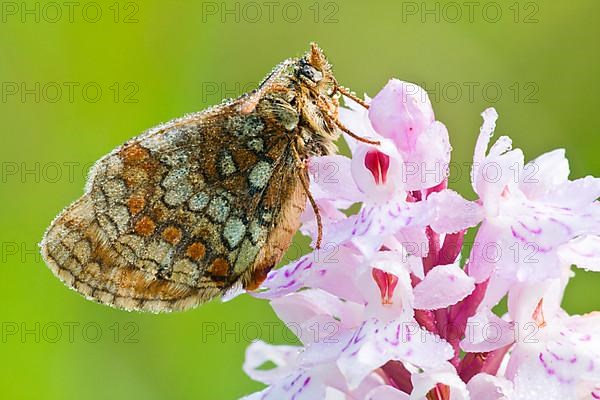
[291,141,323,250]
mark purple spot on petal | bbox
[548,217,573,236]
[550,351,563,361]
[511,227,528,243]
[519,220,542,235]
[285,257,310,277]
[281,280,297,289]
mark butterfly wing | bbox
[41,97,307,312]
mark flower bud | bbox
[369,79,435,153]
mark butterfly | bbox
[40,43,376,312]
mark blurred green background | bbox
[1,0,599,398]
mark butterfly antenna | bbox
[336,85,370,109]
[316,94,381,146]
[333,117,380,145]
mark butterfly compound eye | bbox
[299,63,323,83]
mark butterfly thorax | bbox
[247,45,341,161]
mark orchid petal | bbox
[365,385,410,400]
[410,363,470,400]
[413,264,475,310]
[475,147,524,215]
[337,318,453,390]
[243,341,302,385]
[368,79,435,153]
[395,226,430,259]
[309,155,364,204]
[519,149,570,200]
[254,249,365,303]
[559,235,600,272]
[327,200,433,259]
[543,176,600,210]
[339,97,380,154]
[512,358,575,400]
[472,107,499,191]
[403,121,451,191]
[460,308,515,353]
[351,142,405,204]
[466,373,515,400]
[427,189,484,234]
[255,369,326,400]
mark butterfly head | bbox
[254,44,342,156]
[295,43,337,99]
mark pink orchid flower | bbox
[469,108,600,307]
[240,81,600,400]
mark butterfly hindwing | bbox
[41,96,307,312]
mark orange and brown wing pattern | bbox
[41,98,305,312]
